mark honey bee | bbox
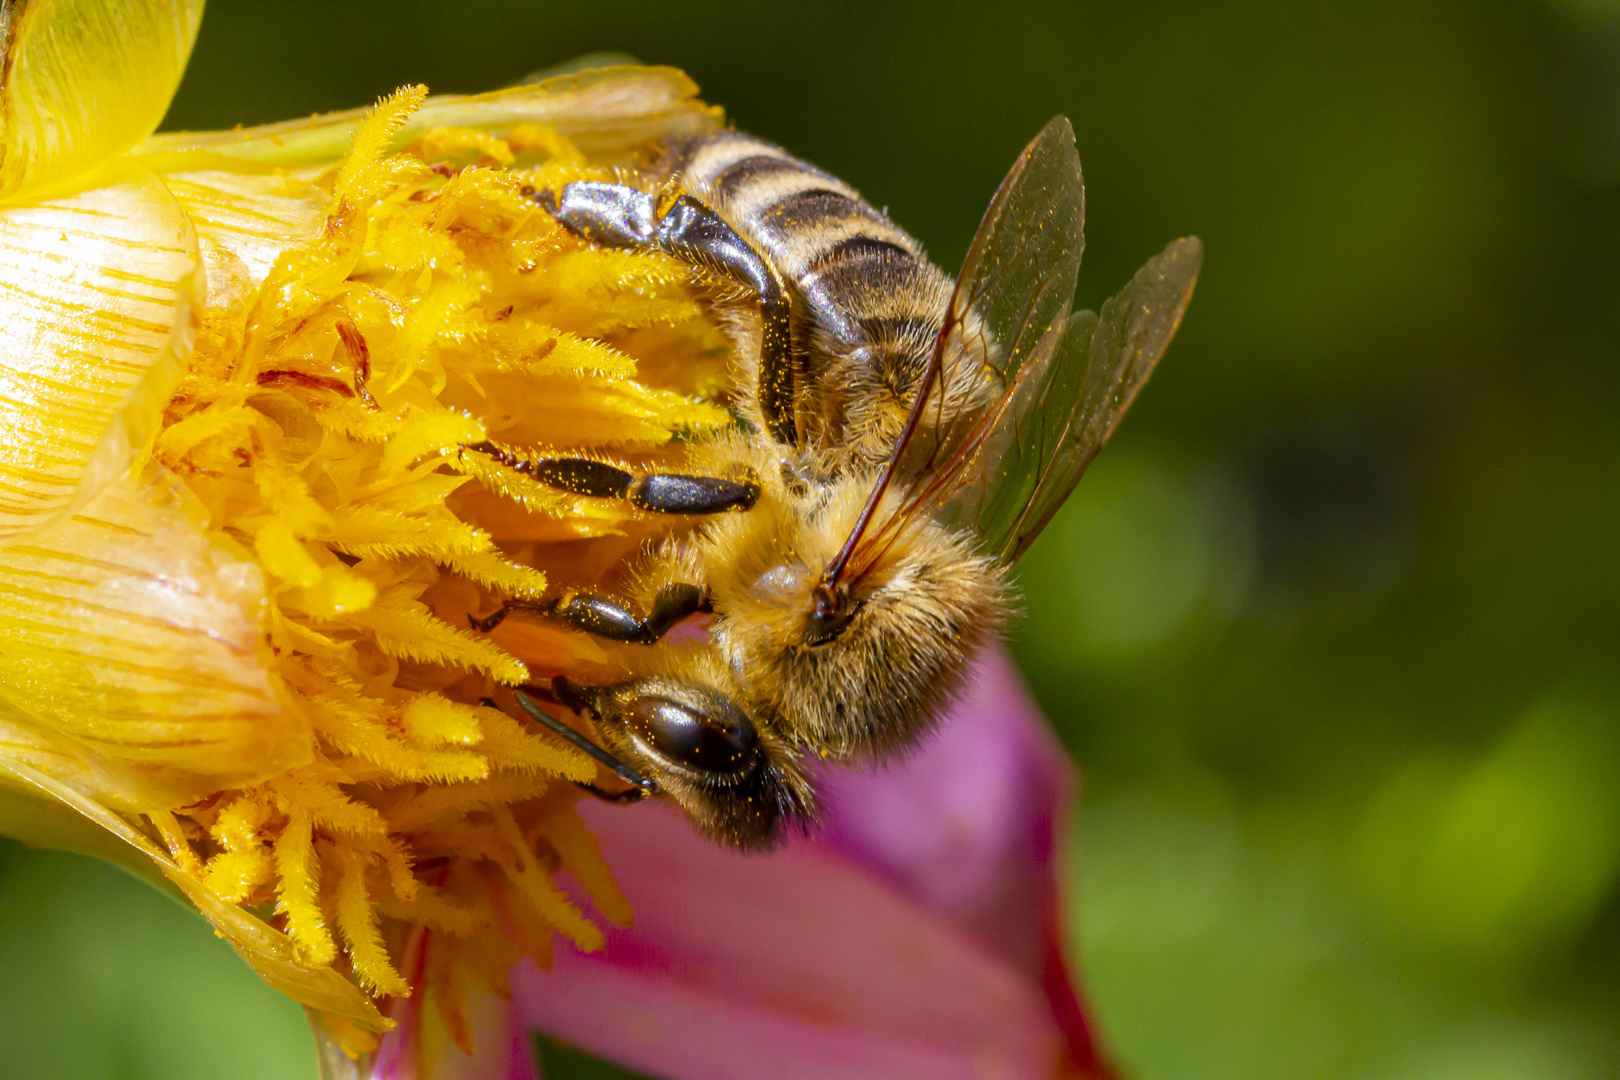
[469,117,1201,846]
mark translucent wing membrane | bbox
[824,117,1085,588]
[962,235,1203,564]
[939,308,1096,556]
[943,116,1086,405]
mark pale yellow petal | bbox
[0,466,311,810]
[136,65,720,169]
[159,168,327,309]
[0,166,200,542]
[0,701,181,891]
[0,0,205,197]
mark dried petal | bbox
[136,66,718,168]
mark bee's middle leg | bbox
[465,442,760,515]
[528,181,799,447]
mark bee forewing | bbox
[953,235,1203,565]
[824,117,1089,586]
[932,115,1086,445]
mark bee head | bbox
[556,676,813,848]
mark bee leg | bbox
[552,583,710,645]
[528,181,800,448]
[510,690,661,798]
[652,194,799,447]
[576,782,653,805]
[467,601,536,632]
[464,441,761,515]
[470,584,710,645]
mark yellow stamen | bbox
[2,60,731,1059]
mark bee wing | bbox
[946,116,1086,397]
[824,117,1086,587]
[947,235,1203,564]
[901,116,1087,475]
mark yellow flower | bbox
[0,0,734,1062]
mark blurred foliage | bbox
[3,0,1618,1076]
[0,843,312,1077]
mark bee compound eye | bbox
[625,695,760,775]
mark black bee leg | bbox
[464,442,760,515]
[653,194,798,447]
[529,181,800,447]
[467,600,543,633]
[511,690,660,798]
[470,584,710,646]
[551,583,710,645]
[576,782,653,805]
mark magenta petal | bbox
[514,798,1066,1079]
[810,645,1108,1073]
[811,646,1069,976]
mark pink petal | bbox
[375,648,1110,1078]
[810,646,1069,976]
[809,646,1109,1072]
[514,799,1065,1079]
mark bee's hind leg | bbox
[526,181,800,447]
[471,582,710,646]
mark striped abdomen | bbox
[658,132,959,462]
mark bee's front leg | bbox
[505,691,660,801]
[526,181,800,448]
[472,582,710,646]
[551,583,711,645]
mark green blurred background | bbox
[4,1,1619,1076]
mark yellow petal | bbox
[0,0,205,198]
[158,168,327,309]
[350,593,527,685]
[136,65,720,169]
[0,701,182,887]
[333,847,409,997]
[0,465,312,810]
[0,165,200,542]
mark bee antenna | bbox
[822,289,953,590]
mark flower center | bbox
[144,87,732,1052]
